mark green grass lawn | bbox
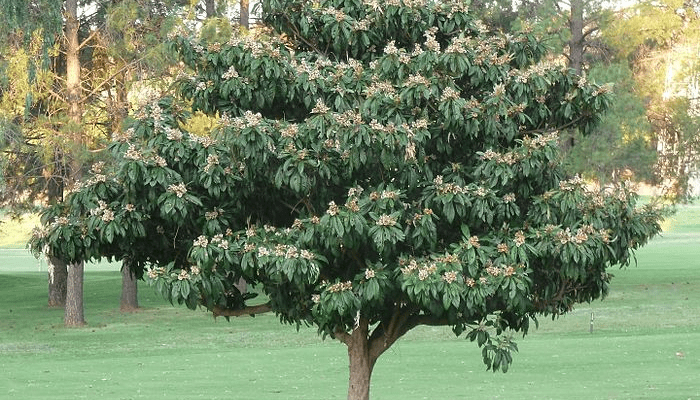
[0,213,40,249]
[1,204,699,399]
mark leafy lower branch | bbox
[212,302,273,319]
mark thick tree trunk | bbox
[120,260,139,312]
[47,256,67,308]
[345,320,374,400]
[65,261,86,326]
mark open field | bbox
[1,204,699,399]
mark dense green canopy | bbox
[31,0,665,398]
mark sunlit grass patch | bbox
[0,213,40,249]
[0,204,698,399]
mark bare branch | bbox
[80,57,147,103]
[79,29,100,50]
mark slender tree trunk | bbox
[62,0,86,327]
[564,0,585,152]
[240,0,249,28]
[65,261,86,326]
[568,0,584,75]
[120,259,139,311]
[47,256,67,308]
[205,0,216,18]
[65,0,81,127]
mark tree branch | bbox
[582,26,600,40]
[212,302,273,319]
[80,57,146,104]
[333,328,351,345]
[79,28,100,50]
[368,305,420,361]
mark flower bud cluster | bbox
[168,183,187,198]
[327,281,353,293]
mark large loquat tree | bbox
[31,0,665,398]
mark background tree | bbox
[1,0,76,309]
[564,62,657,185]
[603,0,700,198]
[2,0,192,316]
[31,0,665,398]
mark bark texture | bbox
[568,0,584,75]
[205,0,216,17]
[65,261,86,326]
[240,0,250,28]
[47,255,67,308]
[120,260,139,312]
[65,0,81,126]
[338,307,436,399]
[62,0,86,327]
[346,320,373,400]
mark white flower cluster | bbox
[168,183,187,198]
[193,235,208,247]
[178,269,190,280]
[190,134,216,148]
[479,149,520,165]
[400,258,438,281]
[326,201,340,216]
[484,262,518,278]
[423,27,440,52]
[557,225,596,245]
[210,234,229,249]
[203,154,219,173]
[442,270,458,284]
[153,155,167,168]
[440,86,461,102]
[230,111,264,130]
[521,131,559,150]
[90,200,115,223]
[376,214,397,227]
[51,216,70,227]
[281,123,298,138]
[558,175,584,191]
[311,98,330,114]
[510,62,562,84]
[321,6,347,22]
[124,144,143,161]
[222,65,239,80]
[327,281,352,293]
[164,126,183,141]
[90,162,105,175]
[404,74,431,87]
[384,40,399,55]
[146,266,166,279]
[111,127,134,143]
[444,36,472,54]
[502,193,516,203]
[333,110,363,127]
[364,81,396,98]
[235,35,283,58]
